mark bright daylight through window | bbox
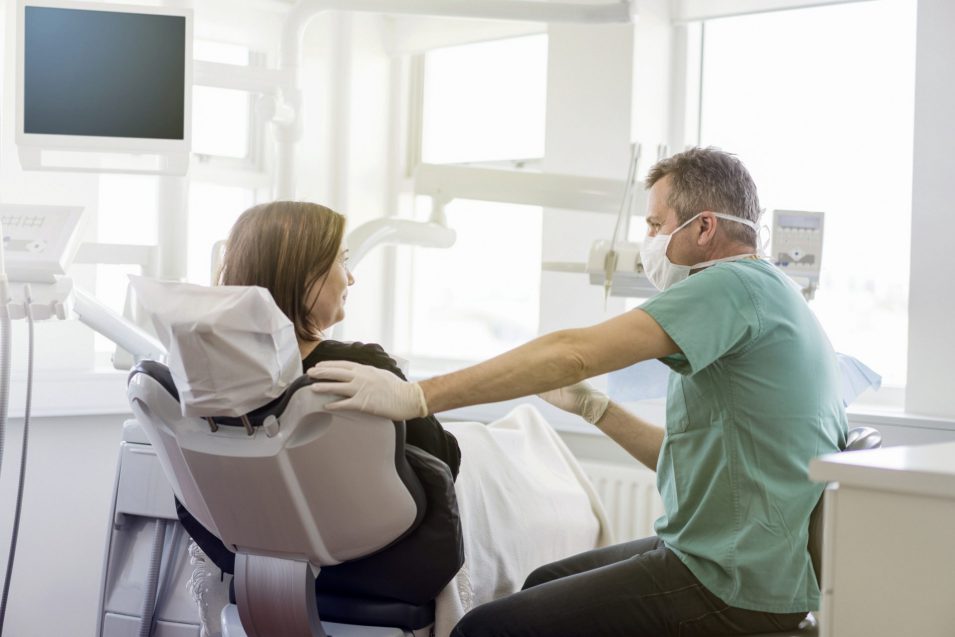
[699,0,916,394]
[401,35,547,368]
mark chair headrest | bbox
[130,276,303,418]
[130,359,316,430]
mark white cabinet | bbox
[809,442,955,637]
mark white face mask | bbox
[641,212,760,291]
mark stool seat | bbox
[746,612,817,637]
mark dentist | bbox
[308,147,847,636]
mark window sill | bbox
[16,367,952,436]
[6,369,131,419]
[845,408,955,433]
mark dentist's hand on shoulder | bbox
[307,361,429,420]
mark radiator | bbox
[580,461,664,543]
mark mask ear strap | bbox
[712,212,766,255]
[675,212,703,234]
[756,223,770,257]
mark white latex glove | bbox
[306,360,429,420]
[538,381,610,425]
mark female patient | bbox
[177,200,463,606]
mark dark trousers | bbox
[450,536,807,637]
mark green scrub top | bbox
[639,258,847,614]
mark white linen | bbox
[434,404,612,637]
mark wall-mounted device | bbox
[771,209,824,300]
[1,203,85,284]
[16,1,192,175]
[0,203,165,356]
[586,240,656,298]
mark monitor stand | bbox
[17,147,188,176]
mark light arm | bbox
[72,287,167,362]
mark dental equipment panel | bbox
[586,240,656,298]
[771,210,825,300]
[582,143,656,299]
[0,203,164,352]
[0,204,84,284]
[16,1,192,175]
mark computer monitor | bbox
[15,0,192,174]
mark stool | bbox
[747,612,817,637]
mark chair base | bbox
[221,605,427,637]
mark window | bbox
[421,35,547,164]
[398,35,547,368]
[403,199,542,363]
[94,174,159,363]
[697,0,916,391]
[192,86,251,159]
[192,40,259,162]
[186,182,255,285]
[186,40,261,284]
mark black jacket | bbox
[302,339,461,479]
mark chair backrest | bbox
[127,361,425,568]
[807,425,883,584]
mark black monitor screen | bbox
[24,6,186,140]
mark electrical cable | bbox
[0,215,10,480]
[0,312,9,637]
[139,519,169,637]
[0,296,9,482]
[0,285,34,635]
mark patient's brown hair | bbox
[218,201,346,342]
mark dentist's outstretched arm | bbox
[308,308,678,421]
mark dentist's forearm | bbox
[593,402,664,472]
[419,330,589,414]
[418,309,679,415]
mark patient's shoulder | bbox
[303,339,403,378]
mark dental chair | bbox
[127,359,437,637]
[752,425,883,637]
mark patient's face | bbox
[306,247,355,331]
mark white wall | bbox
[539,22,633,336]
[905,0,955,419]
[0,414,127,637]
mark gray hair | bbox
[645,147,761,246]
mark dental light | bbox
[413,158,657,298]
[346,198,456,267]
[586,142,656,301]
